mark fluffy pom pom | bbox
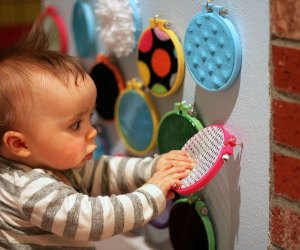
[95,0,137,57]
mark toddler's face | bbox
[24,73,97,170]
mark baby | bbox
[0,23,193,249]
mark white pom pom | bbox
[95,0,137,57]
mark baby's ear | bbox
[2,131,30,158]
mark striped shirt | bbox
[0,155,166,249]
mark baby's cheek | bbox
[65,142,85,157]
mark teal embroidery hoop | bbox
[129,0,142,45]
[72,0,97,57]
[184,3,242,91]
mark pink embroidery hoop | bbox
[174,124,238,195]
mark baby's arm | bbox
[18,169,166,242]
[12,151,192,244]
[77,156,160,196]
[77,151,193,197]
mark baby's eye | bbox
[71,121,82,130]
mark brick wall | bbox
[270,1,300,250]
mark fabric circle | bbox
[151,83,167,94]
[137,61,150,85]
[154,27,169,41]
[158,113,201,154]
[117,90,155,153]
[90,63,120,120]
[138,28,179,95]
[169,200,214,250]
[151,48,171,77]
[138,29,153,53]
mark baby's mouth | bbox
[85,152,93,160]
[85,144,97,160]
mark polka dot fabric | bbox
[137,18,184,97]
[184,4,242,91]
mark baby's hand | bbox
[155,150,194,172]
[148,162,190,199]
[149,150,194,199]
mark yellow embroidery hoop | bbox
[137,16,185,98]
[115,79,159,156]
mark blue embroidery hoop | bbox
[72,0,97,57]
[184,3,242,91]
[129,0,142,47]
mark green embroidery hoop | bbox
[169,195,215,250]
[157,102,204,154]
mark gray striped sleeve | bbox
[89,197,103,240]
[63,194,83,238]
[126,193,144,228]
[136,189,159,218]
[132,157,159,187]
[23,182,75,220]
[132,158,145,187]
[101,158,110,195]
[0,175,22,198]
[111,195,125,236]
[41,188,77,232]
[116,158,130,193]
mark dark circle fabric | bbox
[90,63,119,120]
[157,114,199,154]
[169,202,208,250]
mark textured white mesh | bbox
[179,126,224,189]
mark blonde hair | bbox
[0,22,86,143]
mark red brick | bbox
[273,153,300,201]
[273,99,300,148]
[272,45,300,95]
[271,0,300,40]
[271,206,300,250]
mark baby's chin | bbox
[76,158,92,169]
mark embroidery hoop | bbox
[169,195,215,250]
[115,79,159,156]
[150,102,203,229]
[137,16,185,97]
[89,54,125,121]
[72,0,97,57]
[184,3,242,91]
[39,5,68,54]
[157,102,204,154]
[173,125,237,195]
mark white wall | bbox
[42,1,270,249]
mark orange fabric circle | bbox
[151,48,171,78]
